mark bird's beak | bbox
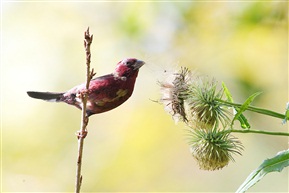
[134,60,145,70]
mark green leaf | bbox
[222,82,233,102]
[222,82,250,129]
[236,149,289,193]
[232,92,262,126]
[237,114,250,129]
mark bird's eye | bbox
[126,60,135,66]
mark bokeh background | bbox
[2,1,288,192]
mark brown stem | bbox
[75,27,94,193]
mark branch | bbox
[219,100,286,120]
[227,129,289,136]
[75,27,94,193]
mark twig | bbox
[75,27,94,193]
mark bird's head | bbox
[114,58,145,78]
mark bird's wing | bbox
[88,74,128,105]
[63,73,131,114]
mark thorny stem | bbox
[75,27,94,193]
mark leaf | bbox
[222,82,250,129]
[222,82,233,102]
[236,149,289,193]
[237,114,250,129]
[232,92,262,125]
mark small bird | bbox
[27,58,145,116]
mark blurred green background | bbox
[2,1,288,192]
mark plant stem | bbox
[228,129,289,136]
[219,100,286,119]
[75,100,88,193]
[75,27,94,193]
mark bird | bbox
[27,58,145,116]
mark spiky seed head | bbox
[187,127,243,170]
[187,77,231,129]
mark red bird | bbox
[27,58,144,116]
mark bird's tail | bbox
[27,91,64,102]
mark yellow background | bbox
[1,1,288,192]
